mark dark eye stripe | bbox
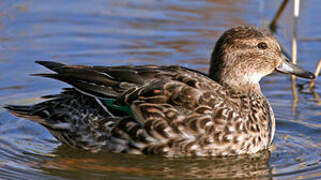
[233,44,256,49]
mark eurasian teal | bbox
[5,26,314,157]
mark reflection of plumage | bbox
[5,26,314,156]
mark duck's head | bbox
[209,26,314,91]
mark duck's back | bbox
[5,61,273,156]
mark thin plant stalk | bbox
[309,59,321,89]
[269,0,289,33]
[291,0,300,114]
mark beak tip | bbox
[308,72,316,79]
[299,71,315,79]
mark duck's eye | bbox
[257,42,268,49]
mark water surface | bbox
[0,0,320,179]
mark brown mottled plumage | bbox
[4,26,314,157]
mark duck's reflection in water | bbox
[41,145,272,179]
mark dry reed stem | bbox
[269,0,289,33]
[291,78,298,114]
[310,88,321,105]
[291,0,300,114]
[309,59,321,89]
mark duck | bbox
[4,26,315,157]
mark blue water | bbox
[0,0,320,179]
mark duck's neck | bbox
[210,65,264,94]
[211,73,263,95]
[209,52,266,94]
[224,80,262,95]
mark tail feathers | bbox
[35,61,66,73]
[4,104,47,124]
